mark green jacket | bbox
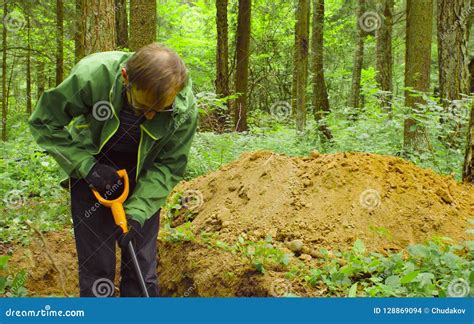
[28,51,198,226]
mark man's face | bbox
[126,85,176,120]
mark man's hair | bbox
[125,43,188,109]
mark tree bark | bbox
[350,0,365,109]
[74,0,85,62]
[129,0,156,51]
[2,1,7,141]
[311,0,332,140]
[216,0,229,100]
[26,14,32,114]
[234,0,251,132]
[375,0,393,112]
[293,0,310,132]
[463,100,474,181]
[437,0,470,104]
[214,0,229,131]
[76,0,116,60]
[56,0,64,85]
[115,0,128,48]
[36,61,45,101]
[403,0,433,152]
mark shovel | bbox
[91,169,150,297]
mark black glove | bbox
[85,163,121,196]
[118,218,143,249]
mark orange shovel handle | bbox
[91,169,130,234]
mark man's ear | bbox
[121,67,128,82]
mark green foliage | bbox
[0,256,28,297]
[236,235,291,273]
[161,222,196,243]
[1,121,69,244]
[304,239,473,297]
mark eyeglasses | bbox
[125,83,175,113]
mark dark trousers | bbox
[70,150,160,297]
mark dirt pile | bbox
[6,151,474,297]
[159,151,473,296]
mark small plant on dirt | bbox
[161,222,196,243]
[161,191,199,227]
[237,235,291,273]
[0,255,28,297]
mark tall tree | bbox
[75,0,116,61]
[129,0,156,51]
[215,0,229,131]
[463,101,474,181]
[26,13,32,115]
[216,0,229,100]
[375,0,394,111]
[437,0,470,105]
[403,0,433,151]
[311,0,332,139]
[115,0,128,48]
[234,0,251,131]
[56,0,64,85]
[293,0,310,132]
[1,1,7,141]
[350,0,365,109]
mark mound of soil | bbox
[159,151,473,296]
[5,151,474,297]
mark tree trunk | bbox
[216,0,229,100]
[56,0,64,85]
[311,0,332,140]
[215,0,229,131]
[463,101,474,181]
[293,0,310,132]
[350,0,365,109]
[403,0,433,152]
[375,0,394,112]
[26,14,32,114]
[234,0,251,132]
[1,1,6,141]
[437,0,470,104]
[129,0,156,51]
[76,0,116,59]
[115,0,128,48]
[74,0,85,62]
[36,61,45,101]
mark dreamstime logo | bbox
[92,101,113,121]
[270,278,292,297]
[447,278,470,297]
[92,278,114,297]
[180,189,204,210]
[358,11,381,32]
[269,101,291,121]
[3,11,25,32]
[359,189,381,210]
[3,190,26,209]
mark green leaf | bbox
[353,239,366,255]
[348,283,358,297]
[400,271,419,284]
[0,256,9,270]
[385,275,401,288]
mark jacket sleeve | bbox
[27,62,98,180]
[123,89,198,226]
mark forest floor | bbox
[5,151,474,297]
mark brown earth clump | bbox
[5,151,474,297]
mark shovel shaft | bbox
[128,241,150,297]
